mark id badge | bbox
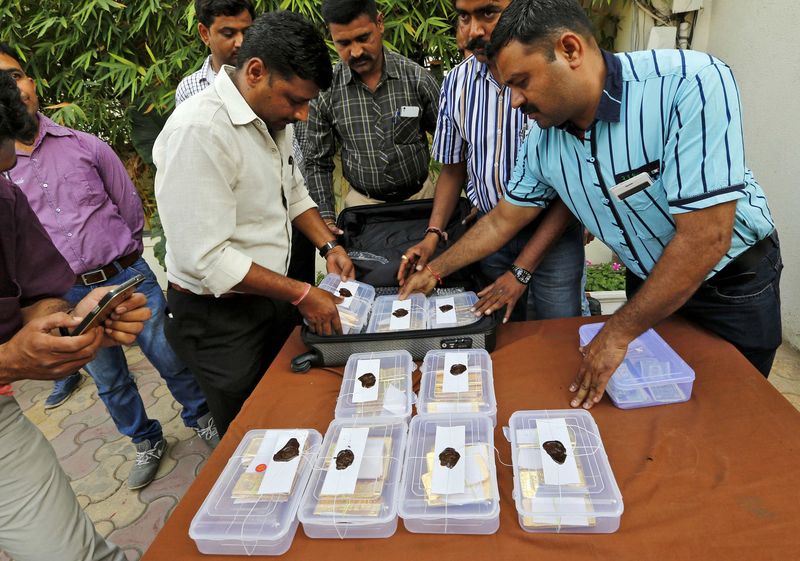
[399,105,420,118]
[610,171,653,201]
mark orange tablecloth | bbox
[143,316,800,561]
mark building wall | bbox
[615,0,800,348]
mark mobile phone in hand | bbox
[69,274,146,336]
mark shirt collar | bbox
[201,55,216,84]
[596,49,622,123]
[472,57,504,91]
[341,47,396,86]
[16,113,72,155]
[215,65,261,126]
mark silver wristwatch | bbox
[510,264,532,285]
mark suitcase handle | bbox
[290,350,321,373]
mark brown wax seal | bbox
[438,447,461,469]
[358,372,376,388]
[392,308,409,318]
[335,449,355,470]
[338,287,352,297]
[542,440,567,465]
[439,304,454,313]
[272,438,300,462]
[449,363,467,375]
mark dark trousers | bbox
[164,289,299,435]
[626,236,783,377]
[288,227,316,287]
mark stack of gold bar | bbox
[348,367,409,417]
[313,436,393,517]
[426,367,484,414]
[229,437,309,503]
[420,444,494,506]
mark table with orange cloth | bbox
[142,316,800,561]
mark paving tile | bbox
[59,436,104,481]
[108,495,178,557]
[85,483,148,530]
[139,453,206,504]
[71,454,127,503]
[51,422,89,461]
[62,389,116,431]
[11,378,49,410]
[95,519,116,538]
[22,404,71,441]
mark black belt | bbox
[77,251,140,286]
[706,230,779,286]
[352,181,424,203]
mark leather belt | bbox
[168,282,239,299]
[707,230,779,286]
[353,181,424,203]
[77,251,140,286]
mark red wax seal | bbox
[255,463,267,472]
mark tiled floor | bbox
[2,342,799,560]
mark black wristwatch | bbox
[319,240,340,258]
[510,264,532,285]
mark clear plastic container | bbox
[426,291,480,329]
[316,273,376,335]
[417,349,497,425]
[579,322,695,409]
[298,418,407,539]
[506,410,623,533]
[190,429,322,555]
[366,293,427,333]
[336,351,415,422]
[398,414,499,534]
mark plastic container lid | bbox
[336,351,415,421]
[426,291,481,330]
[579,322,695,406]
[190,429,322,555]
[398,414,499,530]
[366,293,427,333]
[417,349,497,421]
[298,418,407,538]
[316,273,376,335]
[507,410,623,532]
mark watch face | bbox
[513,266,531,284]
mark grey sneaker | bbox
[128,439,166,490]
[193,412,220,449]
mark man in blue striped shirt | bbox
[398,0,584,323]
[402,0,782,409]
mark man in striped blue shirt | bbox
[402,0,782,408]
[398,0,584,324]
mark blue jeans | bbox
[65,257,208,443]
[479,221,585,321]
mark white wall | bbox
[615,0,800,349]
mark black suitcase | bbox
[291,198,497,371]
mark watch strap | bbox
[510,264,532,285]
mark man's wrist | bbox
[510,264,532,285]
[318,240,340,258]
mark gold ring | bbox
[401,255,409,261]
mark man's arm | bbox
[399,199,543,298]
[397,161,466,283]
[473,199,577,323]
[571,201,736,409]
[301,96,339,227]
[418,68,441,136]
[92,137,145,242]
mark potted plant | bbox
[585,260,627,315]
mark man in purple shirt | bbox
[1,44,219,490]
[0,72,151,560]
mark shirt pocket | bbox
[63,171,105,207]
[392,115,421,145]
[617,185,674,240]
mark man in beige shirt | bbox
[154,11,354,434]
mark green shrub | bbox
[585,262,626,291]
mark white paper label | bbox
[431,425,466,495]
[389,299,412,330]
[465,444,489,486]
[256,430,309,495]
[320,427,369,496]
[400,105,420,118]
[530,496,591,527]
[516,428,543,470]
[435,296,457,326]
[352,359,381,404]
[537,419,581,485]
[442,352,470,393]
[382,385,407,416]
[357,437,385,480]
[335,280,359,308]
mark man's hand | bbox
[298,287,344,336]
[0,314,103,384]
[473,271,527,324]
[325,219,344,236]
[325,246,354,281]
[74,288,151,346]
[569,324,631,409]
[398,268,438,299]
[397,235,437,286]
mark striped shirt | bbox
[506,49,774,280]
[175,56,217,106]
[300,49,440,220]
[431,56,532,215]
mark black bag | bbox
[291,199,497,371]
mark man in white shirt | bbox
[154,11,354,434]
[174,0,254,105]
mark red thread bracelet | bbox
[426,264,443,286]
[291,283,312,306]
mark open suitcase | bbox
[291,199,497,371]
